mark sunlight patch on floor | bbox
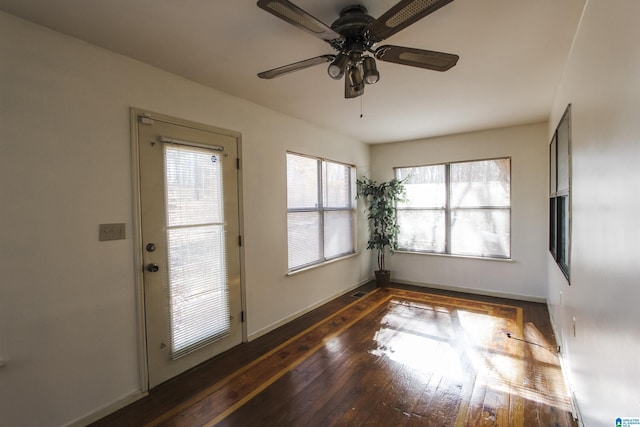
[369,301,572,414]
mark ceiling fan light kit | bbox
[256,0,459,99]
[362,56,379,84]
[328,53,349,79]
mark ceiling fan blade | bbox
[258,55,336,79]
[257,0,344,44]
[368,0,454,41]
[375,45,458,71]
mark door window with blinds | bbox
[164,145,229,359]
[396,158,511,259]
[286,152,355,272]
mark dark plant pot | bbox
[375,270,391,287]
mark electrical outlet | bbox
[99,223,126,241]
[559,291,563,306]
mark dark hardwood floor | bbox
[91,283,576,427]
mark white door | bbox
[136,113,243,388]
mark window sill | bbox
[395,250,514,263]
[287,252,358,276]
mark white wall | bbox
[0,12,370,427]
[369,123,549,300]
[547,1,640,425]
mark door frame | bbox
[130,108,246,391]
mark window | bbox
[396,158,511,259]
[286,152,355,272]
[549,105,571,280]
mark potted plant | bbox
[356,177,406,287]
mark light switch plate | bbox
[99,223,126,241]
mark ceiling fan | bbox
[256,0,459,98]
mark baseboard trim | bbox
[547,309,583,426]
[391,279,547,303]
[64,389,148,427]
[248,276,373,341]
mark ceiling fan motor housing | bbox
[329,5,379,91]
[330,5,376,54]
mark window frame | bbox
[395,157,512,260]
[549,104,572,281]
[286,152,356,273]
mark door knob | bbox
[146,263,159,272]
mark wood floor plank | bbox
[92,284,577,427]
[320,305,415,426]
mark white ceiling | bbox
[0,0,585,143]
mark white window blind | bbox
[287,153,355,271]
[164,145,230,359]
[396,164,446,253]
[396,158,511,259]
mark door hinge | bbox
[236,157,240,170]
[241,311,245,323]
[238,235,243,246]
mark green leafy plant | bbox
[356,177,406,272]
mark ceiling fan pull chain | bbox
[360,96,364,119]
